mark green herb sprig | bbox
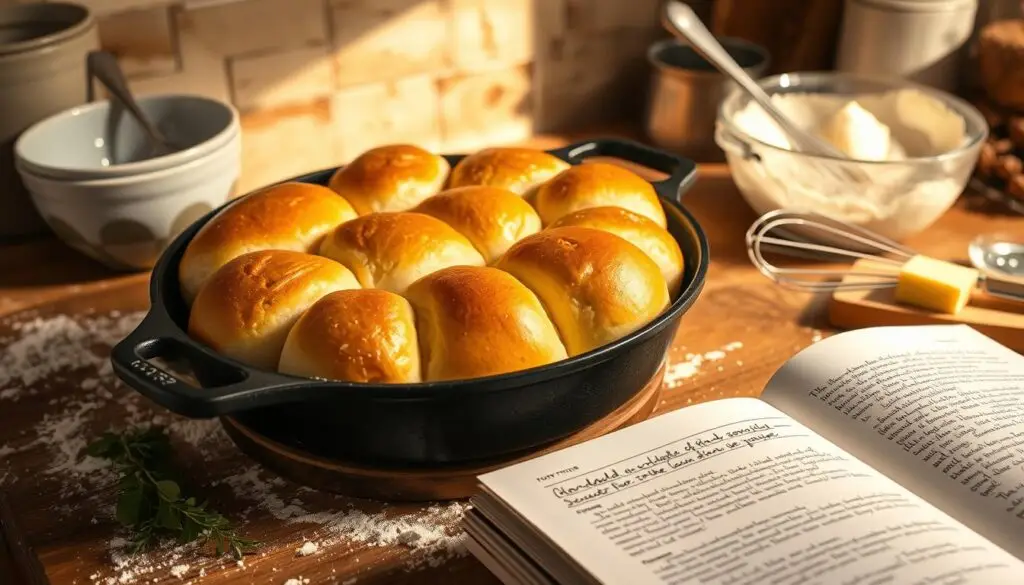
[86,426,258,558]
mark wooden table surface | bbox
[0,133,1022,585]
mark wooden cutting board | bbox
[0,278,689,585]
[829,259,1024,352]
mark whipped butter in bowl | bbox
[716,72,987,240]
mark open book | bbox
[464,325,1024,584]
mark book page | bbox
[477,398,1021,585]
[762,324,1024,559]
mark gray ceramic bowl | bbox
[17,132,241,272]
[14,93,238,180]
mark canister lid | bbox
[0,2,93,57]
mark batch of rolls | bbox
[177,144,685,384]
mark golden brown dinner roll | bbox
[494,227,670,356]
[328,144,449,215]
[549,207,684,297]
[405,266,567,381]
[188,250,360,369]
[319,212,485,295]
[534,163,667,228]
[413,186,542,264]
[279,289,421,383]
[448,147,570,197]
[178,182,357,304]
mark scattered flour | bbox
[93,538,220,585]
[0,311,148,497]
[295,541,319,557]
[0,310,238,497]
[0,312,143,400]
[223,464,468,564]
[282,578,309,585]
[3,310,466,583]
[811,329,824,343]
[664,341,746,388]
[167,418,229,450]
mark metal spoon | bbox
[661,1,846,160]
[86,50,179,159]
[969,233,1024,302]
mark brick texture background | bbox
[3,0,673,193]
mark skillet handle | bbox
[110,310,307,418]
[547,138,698,201]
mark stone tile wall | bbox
[5,0,670,192]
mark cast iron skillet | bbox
[110,138,708,466]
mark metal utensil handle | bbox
[980,274,1024,303]
[87,51,170,147]
[662,1,843,159]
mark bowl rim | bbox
[16,130,240,194]
[647,36,770,79]
[0,2,94,56]
[717,70,989,165]
[14,93,240,179]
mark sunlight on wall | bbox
[18,0,666,192]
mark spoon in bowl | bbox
[661,1,870,185]
[86,50,180,159]
[661,1,842,158]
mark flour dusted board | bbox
[0,280,491,585]
[0,279,757,585]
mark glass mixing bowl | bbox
[715,72,988,241]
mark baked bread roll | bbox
[534,163,667,228]
[178,182,357,303]
[319,212,485,295]
[448,147,570,197]
[328,144,449,215]
[279,289,421,383]
[188,250,360,369]
[549,206,684,297]
[494,227,670,356]
[413,186,542,264]
[405,266,567,381]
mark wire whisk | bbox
[745,210,919,292]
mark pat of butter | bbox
[817,100,892,161]
[895,255,979,314]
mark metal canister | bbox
[835,0,980,92]
[645,37,770,162]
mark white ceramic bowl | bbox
[14,93,238,180]
[17,132,240,271]
[715,72,988,241]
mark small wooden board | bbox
[221,362,666,502]
[829,259,1024,352]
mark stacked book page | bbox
[465,325,1024,584]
